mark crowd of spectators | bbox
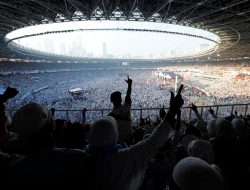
[0,78,249,189]
[0,62,249,123]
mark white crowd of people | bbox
[0,79,250,190]
[0,61,249,123]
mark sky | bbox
[6,20,220,59]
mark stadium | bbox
[0,0,250,189]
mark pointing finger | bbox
[177,84,184,95]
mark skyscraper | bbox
[45,38,55,54]
[60,42,66,55]
[102,42,107,58]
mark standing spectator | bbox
[87,85,184,190]
[108,76,133,145]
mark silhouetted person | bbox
[8,103,93,188]
[87,85,184,190]
[108,75,133,144]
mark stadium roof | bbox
[0,0,250,61]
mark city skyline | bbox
[10,20,218,59]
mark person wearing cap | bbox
[6,102,55,154]
[88,85,184,190]
[108,75,133,145]
[7,103,93,188]
[172,157,224,190]
[187,139,215,164]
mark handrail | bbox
[49,103,250,112]
[6,103,250,122]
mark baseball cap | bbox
[173,157,224,190]
[12,103,52,137]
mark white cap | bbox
[90,116,118,148]
[173,157,224,190]
[12,103,51,137]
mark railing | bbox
[6,103,249,124]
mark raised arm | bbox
[191,103,208,138]
[81,108,87,126]
[125,75,132,106]
[191,103,203,121]
[123,85,184,158]
[207,107,216,118]
[0,87,18,144]
[0,87,19,104]
[172,109,182,148]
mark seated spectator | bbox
[172,157,224,190]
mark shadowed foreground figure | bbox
[8,103,94,188]
[173,157,224,190]
[87,85,184,190]
[108,76,133,145]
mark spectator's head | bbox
[188,118,197,127]
[195,120,207,133]
[173,157,224,190]
[110,91,122,106]
[12,103,54,138]
[231,117,247,140]
[188,140,215,164]
[184,125,200,137]
[215,118,236,139]
[90,116,118,148]
[55,119,67,131]
[181,134,199,151]
[207,118,217,138]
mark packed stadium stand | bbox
[0,1,250,190]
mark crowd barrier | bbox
[6,103,249,124]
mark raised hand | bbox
[190,103,198,113]
[234,111,238,117]
[0,103,6,127]
[175,109,181,131]
[125,75,132,85]
[207,107,215,115]
[50,108,56,117]
[170,84,184,113]
[159,105,166,119]
[3,87,19,99]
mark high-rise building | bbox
[60,42,66,55]
[200,43,209,51]
[170,48,176,56]
[45,38,55,54]
[102,42,107,58]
